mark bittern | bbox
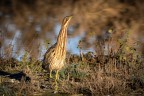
[42,16,72,92]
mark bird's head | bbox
[62,15,72,28]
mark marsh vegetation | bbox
[0,0,144,95]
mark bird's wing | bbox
[42,43,56,69]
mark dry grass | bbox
[59,57,144,95]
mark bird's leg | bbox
[50,70,53,78]
[54,70,59,93]
[56,70,59,80]
[54,81,58,93]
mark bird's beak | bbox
[70,15,73,18]
[66,16,72,24]
[69,15,73,20]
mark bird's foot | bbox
[54,84,58,93]
[54,90,58,94]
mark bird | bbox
[42,16,72,92]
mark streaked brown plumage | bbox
[42,16,72,83]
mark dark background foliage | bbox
[0,0,144,59]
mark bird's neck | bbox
[56,27,67,49]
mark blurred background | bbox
[0,0,144,60]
